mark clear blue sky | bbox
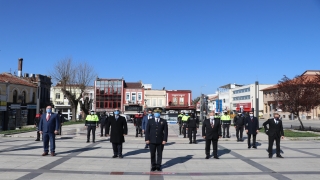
[1,0,320,98]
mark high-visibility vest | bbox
[181,115,189,122]
[220,115,230,121]
[86,115,99,121]
[214,115,221,119]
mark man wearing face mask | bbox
[263,112,284,158]
[202,112,222,159]
[39,106,60,156]
[85,110,99,143]
[99,111,108,137]
[220,111,231,138]
[106,109,128,158]
[145,107,168,171]
[142,109,153,149]
[186,113,199,144]
[245,111,259,149]
[233,112,245,142]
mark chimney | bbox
[18,58,23,77]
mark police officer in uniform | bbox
[177,112,184,135]
[85,110,99,143]
[233,112,245,142]
[220,111,231,138]
[186,113,199,144]
[99,111,108,137]
[181,113,190,138]
[145,107,168,171]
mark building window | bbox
[138,92,142,101]
[158,99,162,106]
[126,92,130,101]
[22,91,26,103]
[56,93,60,99]
[152,99,156,106]
[179,97,184,105]
[132,93,136,103]
[173,97,177,105]
[13,90,18,103]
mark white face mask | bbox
[249,114,253,117]
[209,116,214,119]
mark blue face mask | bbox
[154,113,160,118]
[114,111,119,115]
[46,109,52,113]
[185,114,189,116]
[148,113,152,116]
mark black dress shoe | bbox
[35,139,40,141]
[276,155,283,158]
[112,155,118,158]
[86,141,89,143]
[193,141,197,144]
[151,167,156,171]
[119,155,123,158]
[189,142,192,144]
[100,135,103,137]
[269,154,272,158]
[156,167,162,171]
[248,146,251,149]
[252,146,257,149]
[213,156,219,159]
[205,155,210,159]
[92,141,95,143]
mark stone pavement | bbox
[0,123,320,180]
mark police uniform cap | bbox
[153,107,163,113]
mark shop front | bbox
[236,103,252,112]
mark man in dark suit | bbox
[99,111,108,137]
[245,111,259,149]
[263,112,285,158]
[145,107,168,171]
[142,109,153,149]
[233,112,245,142]
[202,112,222,159]
[106,109,128,158]
[39,106,60,156]
[186,113,199,144]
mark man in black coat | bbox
[263,112,285,158]
[245,111,259,149]
[145,107,168,171]
[106,109,128,158]
[99,111,108,137]
[202,112,222,159]
[233,112,245,142]
[134,113,143,137]
[186,113,199,144]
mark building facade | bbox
[144,89,166,110]
[123,81,144,116]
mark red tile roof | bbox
[0,73,37,87]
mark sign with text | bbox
[10,104,21,109]
[125,105,142,112]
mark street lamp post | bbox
[200,85,206,122]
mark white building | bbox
[230,83,273,116]
[51,85,94,120]
[215,84,242,113]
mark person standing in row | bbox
[134,112,143,137]
[99,111,108,137]
[181,113,190,138]
[177,112,184,135]
[39,106,59,156]
[34,109,43,141]
[106,109,128,158]
[202,112,222,159]
[142,109,153,149]
[186,114,199,144]
[233,112,245,142]
[57,111,64,135]
[245,111,259,149]
[263,112,284,158]
[145,107,168,171]
[85,110,99,143]
[220,111,231,138]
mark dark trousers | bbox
[268,135,281,155]
[205,138,218,156]
[247,134,256,147]
[236,126,244,140]
[136,126,142,137]
[87,126,96,142]
[112,143,123,156]
[59,124,62,135]
[188,128,197,142]
[149,143,164,168]
[36,131,41,140]
[43,132,56,153]
[182,122,187,137]
[100,124,107,136]
[222,124,230,137]
[179,124,182,135]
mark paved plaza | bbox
[1,122,320,180]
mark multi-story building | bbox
[51,85,94,120]
[94,78,124,113]
[123,81,144,117]
[165,90,194,123]
[144,89,166,110]
[261,70,320,120]
[231,83,273,117]
[216,84,242,113]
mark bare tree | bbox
[51,58,96,121]
[192,97,200,105]
[274,74,320,130]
